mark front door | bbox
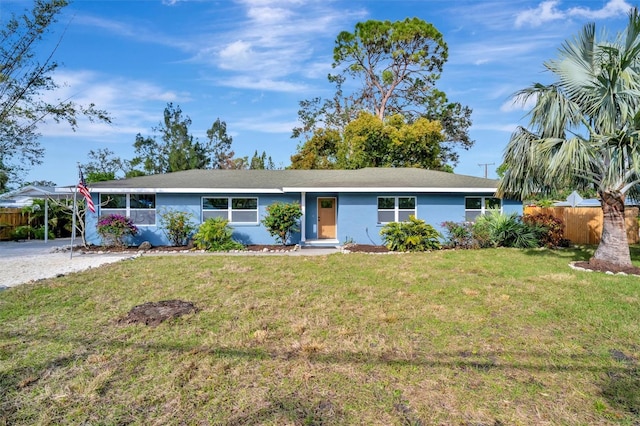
[317,197,336,239]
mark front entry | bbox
[317,197,336,239]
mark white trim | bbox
[464,196,502,221]
[95,188,283,194]
[201,196,259,225]
[377,196,417,223]
[92,187,497,194]
[284,187,497,193]
[99,193,156,226]
[300,192,306,242]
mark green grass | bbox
[1,247,640,425]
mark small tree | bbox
[261,202,303,245]
[97,214,138,247]
[159,209,196,246]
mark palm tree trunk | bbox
[592,191,632,267]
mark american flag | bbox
[78,169,95,213]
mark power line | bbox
[478,163,495,179]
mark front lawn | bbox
[1,247,639,425]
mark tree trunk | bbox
[592,190,632,267]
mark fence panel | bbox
[524,206,639,245]
[0,208,28,241]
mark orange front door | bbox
[317,198,336,239]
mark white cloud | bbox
[569,0,632,19]
[500,93,537,113]
[515,0,632,28]
[515,0,565,28]
[218,40,255,70]
[37,70,190,139]
[217,76,308,92]
[247,6,293,23]
[198,1,366,91]
[474,123,520,133]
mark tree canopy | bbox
[497,8,640,267]
[291,18,472,170]
[0,0,110,190]
[131,103,216,175]
[291,112,444,170]
[128,103,273,175]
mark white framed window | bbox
[465,196,501,222]
[100,193,156,225]
[202,197,258,224]
[377,196,416,223]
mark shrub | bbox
[441,221,475,249]
[193,217,243,251]
[11,225,34,240]
[261,202,303,245]
[473,212,539,248]
[522,212,568,248]
[159,209,197,246]
[97,214,139,247]
[380,215,441,252]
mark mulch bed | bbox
[80,243,391,253]
[573,259,640,276]
[343,244,389,253]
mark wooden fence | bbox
[524,206,639,245]
[0,208,29,241]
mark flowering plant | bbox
[97,214,138,247]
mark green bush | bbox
[193,217,243,251]
[10,225,54,241]
[380,215,441,252]
[441,221,475,249]
[159,209,197,246]
[522,212,568,248]
[97,214,139,247]
[261,202,303,245]
[473,212,539,248]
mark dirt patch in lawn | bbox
[118,300,199,326]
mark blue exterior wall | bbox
[86,192,302,247]
[85,191,523,247]
[332,192,522,245]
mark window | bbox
[100,194,156,225]
[377,196,416,223]
[202,197,258,224]
[465,197,501,221]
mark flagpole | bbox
[70,165,79,259]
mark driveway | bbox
[1,238,76,258]
[0,239,341,290]
[0,238,137,290]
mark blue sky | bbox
[2,0,635,185]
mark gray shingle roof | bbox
[89,168,498,193]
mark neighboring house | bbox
[552,191,601,208]
[85,168,522,247]
[0,185,57,208]
[0,185,75,242]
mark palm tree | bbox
[498,8,640,268]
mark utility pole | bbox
[478,162,495,179]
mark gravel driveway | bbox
[0,239,342,290]
[0,239,137,290]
